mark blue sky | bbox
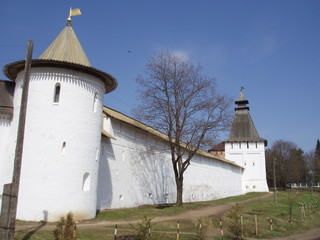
[1,0,319,153]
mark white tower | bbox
[0,81,15,192]
[224,89,269,193]
[2,18,117,221]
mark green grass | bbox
[95,192,264,222]
[14,191,320,240]
[213,190,320,239]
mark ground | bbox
[16,192,320,239]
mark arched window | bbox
[82,173,90,191]
[54,83,61,103]
[93,92,98,112]
[62,141,66,155]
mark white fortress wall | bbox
[0,119,13,186]
[183,155,244,202]
[12,68,105,221]
[0,118,12,212]
[97,115,244,210]
[225,141,268,192]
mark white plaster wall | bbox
[0,118,12,212]
[184,156,243,202]
[9,67,104,221]
[0,119,12,184]
[225,141,269,192]
[97,117,244,210]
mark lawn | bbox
[14,190,320,240]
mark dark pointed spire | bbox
[225,88,267,145]
[235,87,249,111]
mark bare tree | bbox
[266,140,309,189]
[134,50,231,206]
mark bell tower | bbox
[224,89,269,193]
[2,14,117,221]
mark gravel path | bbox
[16,192,320,239]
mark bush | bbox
[130,216,153,240]
[226,204,243,239]
[53,212,77,240]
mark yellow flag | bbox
[69,8,82,17]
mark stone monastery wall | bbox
[96,115,244,210]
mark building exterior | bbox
[0,19,268,222]
[223,90,269,193]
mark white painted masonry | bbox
[0,21,268,222]
[96,113,244,211]
[1,68,105,221]
[225,141,269,193]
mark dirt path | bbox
[16,192,320,239]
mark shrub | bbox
[130,216,153,240]
[53,212,77,240]
[226,204,243,239]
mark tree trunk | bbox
[176,176,183,206]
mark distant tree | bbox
[312,139,320,184]
[266,140,309,189]
[134,50,231,206]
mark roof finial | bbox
[238,86,245,100]
[67,8,82,25]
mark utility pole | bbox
[0,40,34,240]
[273,157,277,204]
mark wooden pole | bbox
[240,215,244,238]
[114,224,117,240]
[273,157,278,204]
[0,40,34,240]
[176,220,180,240]
[255,214,258,235]
[219,217,224,237]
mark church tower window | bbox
[53,83,61,103]
[93,92,98,112]
[62,141,66,155]
[82,173,90,191]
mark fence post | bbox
[255,215,258,235]
[220,217,224,237]
[176,220,180,240]
[114,224,117,240]
[240,215,244,238]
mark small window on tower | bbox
[93,92,98,112]
[53,83,61,103]
[62,141,66,155]
[82,173,90,191]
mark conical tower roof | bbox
[225,89,267,145]
[39,22,90,66]
[3,18,117,93]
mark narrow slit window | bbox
[82,173,90,191]
[95,148,99,161]
[247,142,249,149]
[54,83,61,103]
[93,92,98,112]
[62,141,66,155]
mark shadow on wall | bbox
[130,140,175,205]
[96,137,114,210]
